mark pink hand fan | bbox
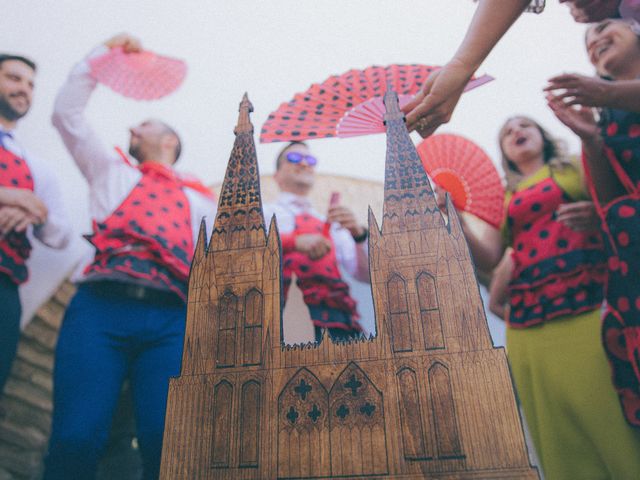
[89,47,187,101]
[338,76,492,137]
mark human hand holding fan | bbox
[89,38,187,101]
[260,65,493,142]
[417,134,505,228]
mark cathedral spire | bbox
[381,88,443,234]
[234,92,254,135]
[209,93,266,251]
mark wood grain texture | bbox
[159,92,539,479]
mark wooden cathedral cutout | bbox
[159,92,539,479]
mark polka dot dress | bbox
[596,107,640,428]
[505,166,606,327]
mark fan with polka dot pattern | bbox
[259,65,493,143]
[89,47,187,101]
[417,133,505,228]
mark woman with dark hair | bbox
[547,17,640,434]
[453,115,640,479]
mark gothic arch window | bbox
[277,368,330,478]
[239,380,261,467]
[211,380,233,468]
[269,254,278,279]
[428,362,464,459]
[387,274,412,352]
[416,272,445,349]
[243,289,263,366]
[328,362,388,476]
[396,367,431,460]
[217,291,238,368]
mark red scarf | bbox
[117,147,216,200]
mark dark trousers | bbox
[0,273,21,394]
[309,305,361,343]
[44,285,186,480]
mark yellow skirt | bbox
[507,308,640,480]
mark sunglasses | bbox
[286,152,318,166]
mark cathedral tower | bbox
[160,91,538,479]
[161,94,281,478]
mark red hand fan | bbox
[89,47,187,101]
[260,64,493,143]
[417,134,505,228]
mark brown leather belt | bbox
[86,280,185,307]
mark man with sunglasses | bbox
[264,141,370,343]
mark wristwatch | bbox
[352,227,368,243]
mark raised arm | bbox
[51,34,142,184]
[403,0,530,136]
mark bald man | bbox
[45,34,216,480]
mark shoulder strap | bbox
[115,147,135,167]
[580,150,619,256]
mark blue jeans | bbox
[44,285,186,480]
[0,273,21,394]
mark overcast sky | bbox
[5,1,594,321]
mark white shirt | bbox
[0,127,71,250]
[263,192,370,283]
[51,46,216,279]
